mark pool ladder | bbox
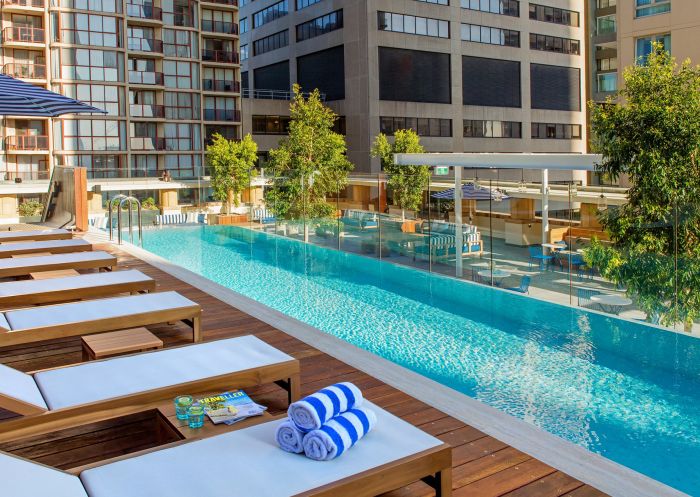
[108,194,143,246]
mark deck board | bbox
[0,242,608,497]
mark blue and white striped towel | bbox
[288,382,363,432]
[275,418,305,454]
[302,407,377,461]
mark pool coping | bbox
[90,231,690,497]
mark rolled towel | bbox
[302,407,377,461]
[288,382,363,432]
[275,418,305,454]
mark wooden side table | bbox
[81,327,163,361]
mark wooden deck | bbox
[0,242,608,497]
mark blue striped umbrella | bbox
[432,183,510,200]
[0,74,106,116]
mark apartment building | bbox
[0,0,242,218]
[240,0,588,175]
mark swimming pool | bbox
[141,225,700,495]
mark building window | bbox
[204,96,237,121]
[636,0,670,18]
[130,154,158,177]
[57,13,121,47]
[296,0,321,9]
[596,57,617,71]
[529,34,580,55]
[378,12,449,39]
[55,119,126,151]
[163,28,196,58]
[416,0,448,4]
[253,30,289,56]
[460,0,519,17]
[55,48,123,82]
[164,154,202,179]
[241,44,249,60]
[461,23,519,47]
[164,123,201,151]
[463,120,521,138]
[528,4,579,27]
[59,154,125,178]
[596,15,616,35]
[240,17,248,34]
[203,67,237,92]
[164,91,200,120]
[55,84,124,116]
[58,0,121,13]
[252,115,291,134]
[297,9,343,42]
[163,60,199,89]
[597,73,617,92]
[531,123,582,139]
[379,117,452,137]
[253,0,288,28]
[596,0,616,7]
[636,33,670,62]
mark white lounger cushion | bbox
[0,453,88,497]
[0,229,69,241]
[33,335,293,410]
[4,291,194,330]
[0,239,90,254]
[0,270,152,298]
[0,251,114,271]
[0,362,47,410]
[80,402,442,497]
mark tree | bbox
[265,84,353,241]
[587,44,700,331]
[371,129,430,221]
[207,133,258,214]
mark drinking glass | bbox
[188,404,205,429]
[174,395,193,420]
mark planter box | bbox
[19,215,42,223]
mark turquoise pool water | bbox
[142,225,700,495]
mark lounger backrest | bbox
[0,452,88,497]
[0,362,48,413]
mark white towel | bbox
[288,382,363,432]
[302,407,377,461]
[275,418,305,454]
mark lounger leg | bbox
[437,467,452,497]
[289,372,301,403]
[192,315,202,342]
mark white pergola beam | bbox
[394,153,602,171]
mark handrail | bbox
[2,62,46,79]
[109,194,143,245]
[242,88,326,101]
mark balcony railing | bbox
[5,135,49,151]
[202,79,240,93]
[168,12,194,27]
[128,37,163,53]
[131,137,166,151]
[2,26,45,43]
[243,88,326,101]
[2,170,49,181]
[201,49,238,63]
[126,3,163,20]
[201,0,237,6]
[2,0,44,8]
[128,70,164,85]
[2,62,46,79]
[203,109,241,122]
[130,103,165,118]
[201,20,238,35]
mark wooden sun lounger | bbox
[0,336,300,441]
[0,270,156,307]
[0,291,200,347]
[0,228,72,243]
[0,252,117,279]
[0,239,92,258]
[1,402,451,497]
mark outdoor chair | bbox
[528,246,553,270]
[577,288,603,310]
[0,228,71,243]
[505,275,531,294]
[0,239,92,258]
[0,251,117,279]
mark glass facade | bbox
[296,10,343,42]
[636,33,671,62]
[636,0,670,18]
[378,12,449,39]
[379,117,452,137]
[461,23,519,47]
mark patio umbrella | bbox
[0,74,106,116]
[432,183,510,201]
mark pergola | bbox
[393,153,603,277]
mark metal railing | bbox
[2,169,49,181]
[242,88,326,101]
[201,49,238,63]
[5,135,48,151]
[126,3,163,20]
[128,70,164,85]
[2,0,43,7]
[202,79,240,92]
[203,109,240,122]
[128,37,163,53]
[109,194,143,246]
[2,26,45,43]
[129,103,165,118]
[2,62,46,79]
[201,20,238,34]
[201,0,237,6]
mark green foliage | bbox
[18,200,43,217]
[207,133,258,213]
[588,44,700,327]
[141,197,158,210]
[371,129,430,218]
[265,85,353,222]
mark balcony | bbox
[5,135,49,151]
[201,0,237,6]
[201,49,239,64]
[128,70,164,85]
[130,104,165,118]
[1,0,43,9]
[2,26,45,44]
[126,3,163,21]
[128,37,163,54]
[131,137,166,151]
[201,20,238,35]
[202,79,240,93]
[2,62,46,79]
[203,109,241,122]
[2,170,49,181]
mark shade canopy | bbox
[432,183,510,201]
[0,74,106,117]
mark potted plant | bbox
[18,200,43,223]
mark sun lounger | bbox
[0,335,300,437]
[0,228,72,243]
[1,401,451,497]
[0,270,155,307]
[0,251,117,279]
[0,239,92,258]
[0,291,200,347]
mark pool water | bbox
[142,225,700,495]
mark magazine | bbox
[197,390,267,425]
